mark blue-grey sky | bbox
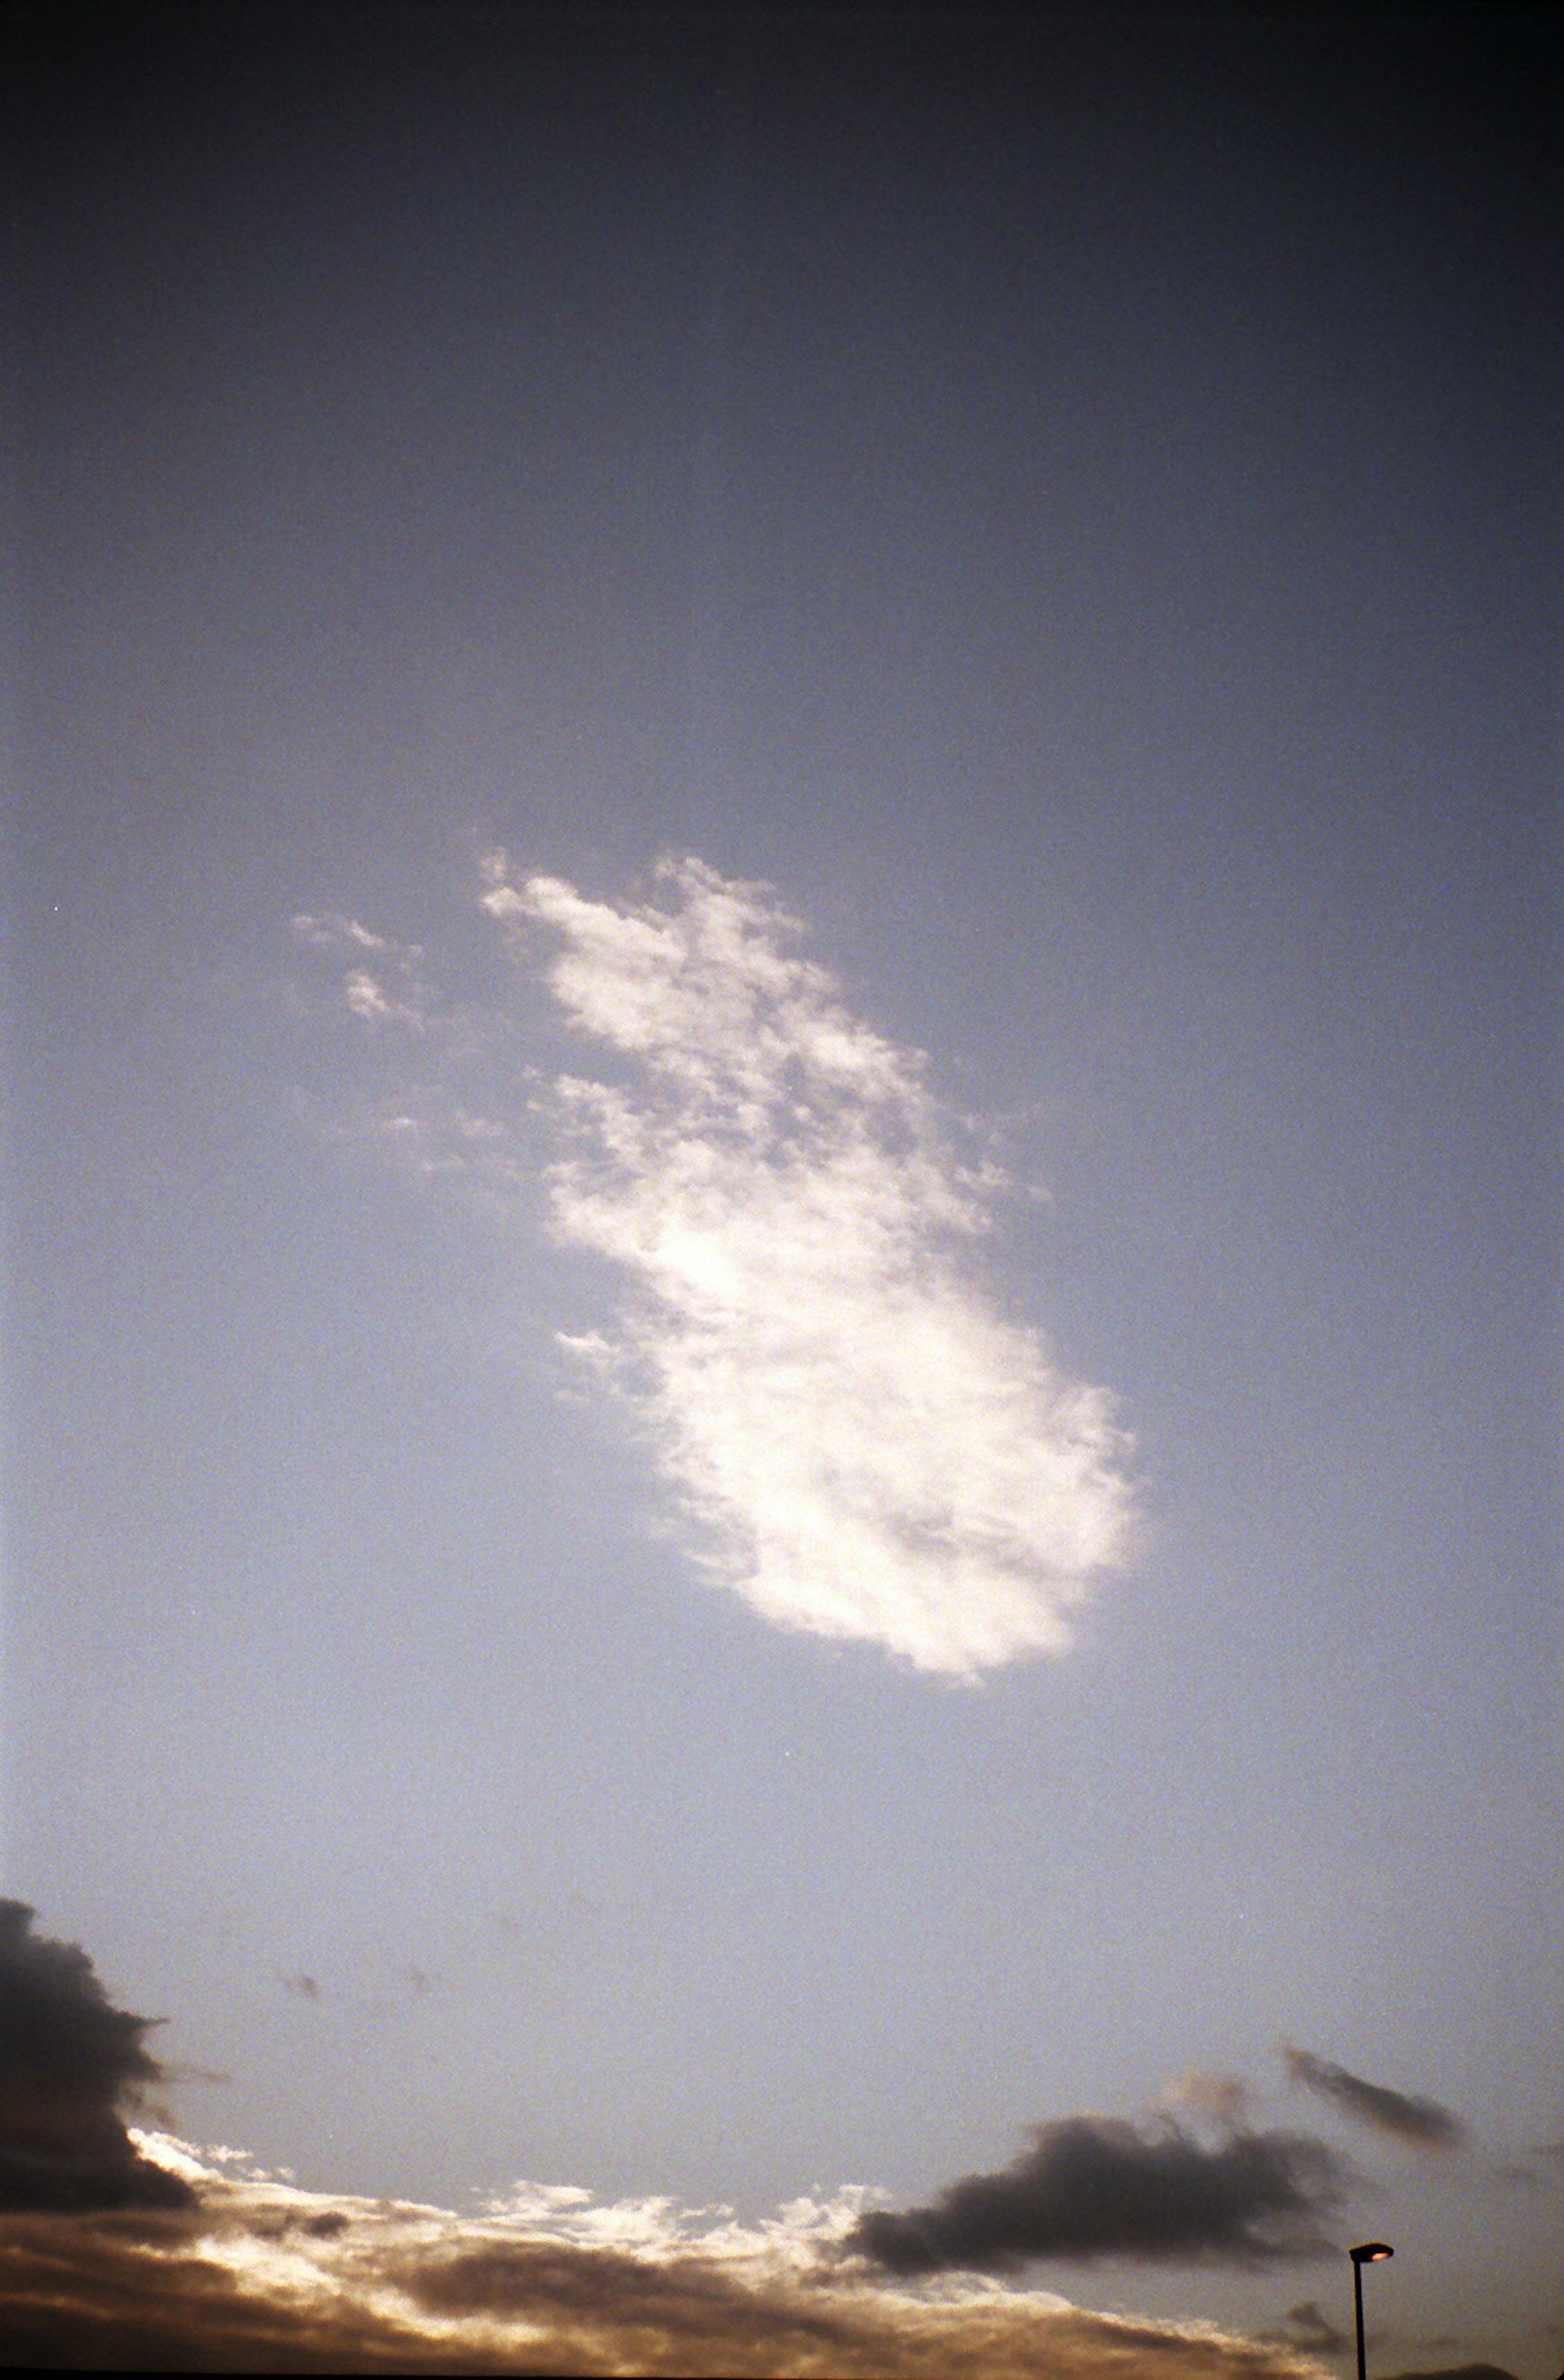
[7,5,1560,2373]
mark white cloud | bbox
[292,913,434,1032]
[297,857,1134,1676]
[475,2174,880,2273]
[479,854,1135,1678]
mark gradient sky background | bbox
[8,3,1561,2373]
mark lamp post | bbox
[1349,2241,1394,2380]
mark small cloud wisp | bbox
[1260,2303,1349,2356]
[1163,2072,1255,2132]
[1281,2048,1466,2152]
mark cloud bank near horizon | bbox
[0,1909,1501,2376]
[0,2130,1335,2379]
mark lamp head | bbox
[1349,2241,1394,2265]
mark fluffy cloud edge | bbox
[0,2131,1338,2379]
[295,856,1140,1677]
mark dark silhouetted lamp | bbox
[1349,2241,1394,2380]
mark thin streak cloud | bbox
[473,853,1136,1676]
[1281,2050,1466,2152]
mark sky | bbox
[5,2,1561,2372]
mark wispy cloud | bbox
[844,2114,1345,2276]
[291,912,435,1034]
[1507,2136,1564,2190]
[415,851,1133,1678]
[1259,2303,1349,2356]
[1281,2049,1465,2152]
[1163,2072,1255,2132]
[295,857,1136,1674]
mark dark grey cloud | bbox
[1282,2048,1465,2151]
[845,2115,1345,2276]
[0,1901,196,2213]
[1382,2367,1522,2380]
[1261,2302,1348,2355]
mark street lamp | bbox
[1349,2242,1394,2380]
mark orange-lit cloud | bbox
[0,2135,1336,2377]
[0,1908,1344,2374]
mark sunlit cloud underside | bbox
[0,2133,1326,2379]
[302,855,1135,1677]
